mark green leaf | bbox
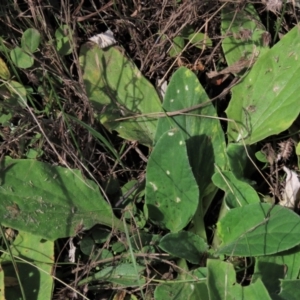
[278,279,300,300]
[226,143,256,181]
[207,259,271,300]
[130,233,161,253]
[154,268,208,300]
[55,25,73,56]
[221,3,269,67]
[169,36,185,57]
[78,263,145,287]
[216,203,300,256]
[10,47,33,68]
[80,235,95,255]
[0,158,124,241]
[145,129,199,232]
[252,255,285,297]
[154,67,227,238]
[155,67,227,196]
[21,28,41,53]
[5,79,27,108]
[187,32,212,49]
[212,171,260,208]
[79,43,162,147]
[0,57,10,80]
[1,230,54,299]
[159,231,208,264]
[252,245,300,297]
[226,24,300,144]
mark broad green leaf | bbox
[159,231,208,264]
[212,171,260,208]
[278,280,300,300]
[226,24,300,144]
[155,67,227,193]
[145,129,199,232]
[79,43,162,147]
[221,3,269,67]
[1,230,54,299]
[0,57,10,80]
[252,245,300,295]
[169,36,185,57]
[216,203,300,256]
[78,263,145,287]
[155,67,227,194]
[154,268,208,300]
[207,259,271,300]
[10,47,33,69]
[154,67,227,238]
[55,24,73,56]
[0,158,124,241]
[21,28,41,53]
[252,255,285,298]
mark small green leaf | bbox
[226,143,255,180]
[255,150,269,163]
[55,25,73,56]
[169,36,185,57]
[146,129,199,232]
[187,32,212,49]
[5,80,27,108]
[159,232,208,264]
[26,148,43,159]
[221,3,269,67]
[10,47,33,68]
[21,28,41,53]
[80,235,95,255]
[216,203,300,256]
[212,171,260,208]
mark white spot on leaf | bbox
[175,197,181,203]
[166,170,170,175]
[170,99,174,103]
[185,85,188,91]
[177,90,180,93]
[168,131,175,136]
[149,182,158,191]
[179,140,183,145]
